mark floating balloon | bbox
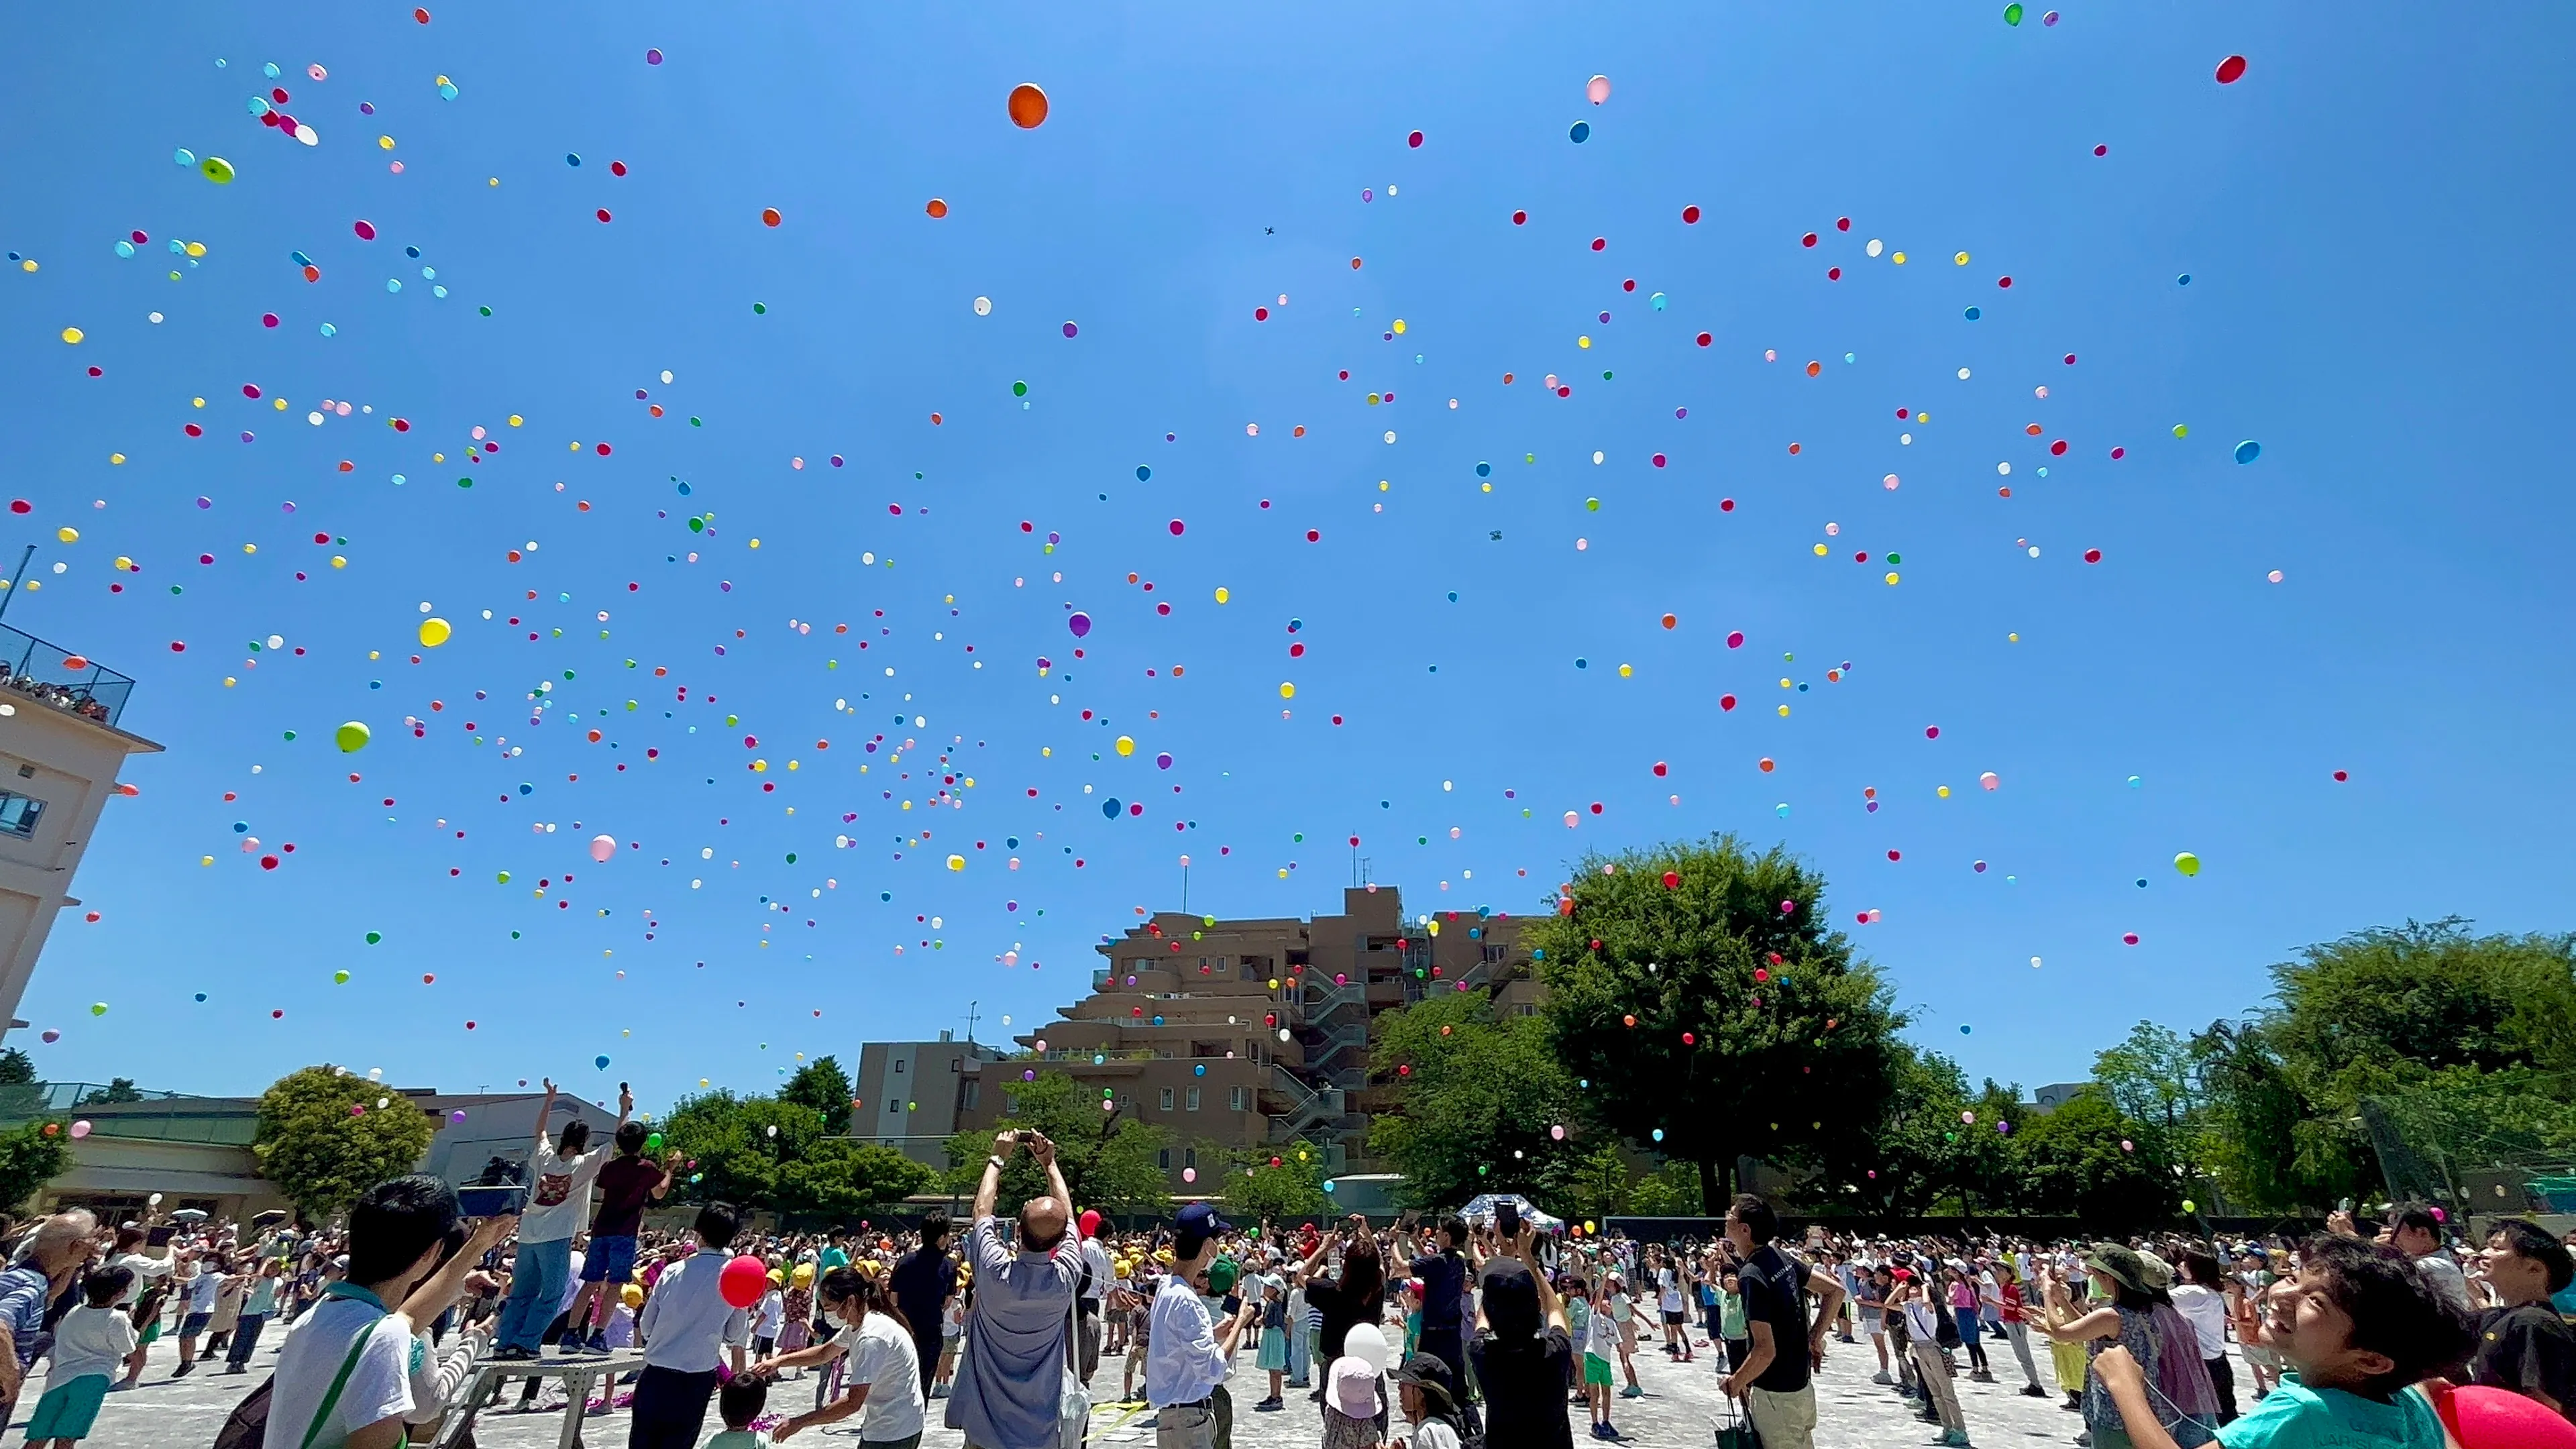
[335,720,371,753]
[201,156,237,184]
[2182,1199,2198,1214]
[594,1054,610,1069]
[69,1120,91,1139]
[590,834,617,863]
[2174,851,2201,877]
[1585,74,1611,104]
[2214,54,2247,85]
[418,616,451,647]
[1067,612,1091,639]
[1007,83,1050,128]
[2233,439,2261,464]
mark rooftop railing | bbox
[0,624,133,729]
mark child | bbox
[706,1372,769,1448]
[1579,1277,1619,1439]
[1389,1351,1464,1449]
[28,1268,137,1449]
[2092,1234,2474,1449]
[1717,1269,1750,1378]
[1324,1352,1385,1449]
[2470,1218,2575,1419]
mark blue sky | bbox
[3,3,2569,1112]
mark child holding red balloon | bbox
[630,1203,753,1449]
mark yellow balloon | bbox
[418,616,453,648]
[946,854,965,871]
[1279,682,1295,699]
[54,528,76,545]
[58,328,83,345]
[2182,1199,2198,1214]
[620,1283,644,1308]
[334,720,372,753]
[2174,851,2201,877]
[1114,736,1135,757]
[1213,587,1230,604]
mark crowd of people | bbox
[0,1090,2566,1449]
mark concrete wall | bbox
[0,704,159,1034]
[855,1039,989,1169]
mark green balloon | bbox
[645,1133,665,1152]
[2003,2,2024,23]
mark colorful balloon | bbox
[1007,83,1050,129]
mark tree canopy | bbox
[659,1087,932,1222]
[1368,989,1584,1210]
[254,1065,438,1222]
[1210,1138,1333,1222]
[942,1070,1172,1214]
[0,1121,69,1214]
[776,1057,857,1134]
[1527,835,1906,1208]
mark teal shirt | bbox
[1719,1290,1746,1340]
[2215,1376,2443,1449]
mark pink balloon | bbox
[68,1120,91,1139]
[589,834,616,863]
[1182,1167,1197,1183]
[1585,74,1611,104]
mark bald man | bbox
[0,1212,100,1420]
[945,1130,1081,1449]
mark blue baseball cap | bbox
[1175,1203,1232,1248]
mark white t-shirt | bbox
[106,1251,168,1305]
[755,1289,785,1337]
[1657,1269,1682,1313]
[48,1303,138,1384]
[188,1267,223,1313]
[521,1135,610,1243]
[261,1296,417,1449]
[2170,1283,2228,1358]
[1584,1299,1619,1360]
[1080,1237,1113,1305]
[834,1312,925,1439]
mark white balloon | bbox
[1343,1323,1391,1373]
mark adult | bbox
[262,1178,458,1449]
[1298,1214,1384,1401]
[945,1129,1082,1449]
[0,1211,97,1426]
[2031,1242,2212,1449]
[2171,1252,2238,1423]
[753,1265,926,1446]
[1147,1203,1257,1449]
[631,1203,752,1449]
[1409,1216,1471,1428]
[888,1210,958,1407]
[1720,1193,1846,1449]
[494,1078,619,1361]
[1467,1223,1572,1449]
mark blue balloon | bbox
[1102,798,1122,819]
[595,1055,611,1069]
[1136,466,1150,481]
[193,992,208,1003]
[1964,306,1982,321]
[2233,439,2261,464]
[1323,1181,1338,1193]
[1569,121,1591,143]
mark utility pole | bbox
[0,546,34,625]
[962,1000,980,1046]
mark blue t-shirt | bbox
[2215,1376,2443,1449]
[0,1266,50,1368]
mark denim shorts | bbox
[581,1234,639,1283]
[181,1311,213,1338]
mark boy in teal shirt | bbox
[2093,1235,2473,1449]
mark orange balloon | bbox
[761,207,782,227]
[1008,84,1049,128]
[925,198,949,219]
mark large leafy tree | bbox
[941,1071,1171,1214]
[660,1089,932,1220]
[1210,1139,1332,1223]
[1368,989,1585,1211]
[0,1122,70,1213]
[1528,835,1904,1208]
[254,1066,437,1223]
[2010,1088,2184,1230]
[777,1057,857,1134]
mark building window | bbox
[1158,1148,1171,1170]
[1230,1086,1248,1111]
[1183,1148,1197,1170]
[0,792,44,839]
[1515,1003,1539,1017]
[961,1080,980,1110]
[1159,1088,1174,1112]
[1483,944,1505,963]
[1004,1091,1020,1116]
[1185,1087,1200,1112]
[894,1059,905,1073]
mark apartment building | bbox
[955,885,1532,1189]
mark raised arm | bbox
[614,1081,634,1134]
[1513,1226,1568,1334]
[973,1129,1021,1221]
[533,1079,558,1144]
[1027,1132,1072,1224]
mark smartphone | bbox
[1497,1201,1521,1238]
[2336,1197,2353,1214]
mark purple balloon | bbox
[1067,612,1091,639]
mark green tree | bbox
[1212,1140,1331,1222]
[254,1066,437,1222]
[782,1141,936,1220]
[2009,1089,2182,1229]
[942,1072,1171,1214]
[77,1079,143,1106]
[2192,1019,2347,1213]
[777,1057,857,1134]
[0,1049,35,1084]
[1817,1042,1973,1216]
[0,1120,70,1213]
[660,1091,828,1208]
[1623,1161,1705,1217]
[1368,989,1584,1211]
[1528,835,1905,1208]
[1540,1143,1637,1226]
[0,1049,44,1122]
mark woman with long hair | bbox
[1299,1215,1385,1403]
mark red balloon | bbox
[2214,54,2247,84]
[718,1253,769,1309]
[2432,1383,2576,1448]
